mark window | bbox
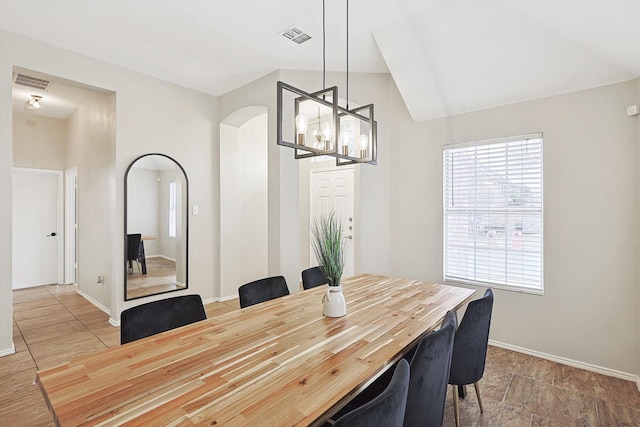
[443,133,543,294]
[168,181,177,238]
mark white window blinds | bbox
[443,133,543,293]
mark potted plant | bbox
[311,212,347,317]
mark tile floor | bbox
[2,284,639,426]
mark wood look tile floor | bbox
[2,285,639,427]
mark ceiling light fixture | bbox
[277,0,377,166]
[26,95,42,110]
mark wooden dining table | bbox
[36,274,475,426]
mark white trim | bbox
[145,254,176,262]
[0,343,16,357]
[77,289,110,316]
[109,318,120,327]
[489,339,640,388]
[64,167,78,285]
[203,293,239,305]
[444,132,543,150]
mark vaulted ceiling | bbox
[1,0,639,121]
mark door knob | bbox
[344,235,352,239]
[47,232,57,237]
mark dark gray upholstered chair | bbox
[120,294,207,344]
[331,311,457,425]
[333,359,410,427]
[126,233,143,273]
[404,310,457,427]
[449,289,494,427]
[238,276,290,308]
[302,266,328,290]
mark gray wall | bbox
[13,112,67,170]
[66,90,115,309]
[390,78,640,376]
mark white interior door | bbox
[12,168,63,289]
[310,167,355,278]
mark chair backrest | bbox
[238,276,290,308]
[404,310,457,427]
[126,234,142,262]
[333,358,410,427]
[120,294,207,344]
[449,288,494,386]
[301,266,328,290]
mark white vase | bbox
[323,285,346,317]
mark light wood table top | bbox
[36,274,475,426]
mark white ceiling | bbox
[2,0,639,121]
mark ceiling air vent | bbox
[13,73,51,91]
[279,26,311,44]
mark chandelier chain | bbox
[346,0,349,109]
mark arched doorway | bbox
[219,106,268,298]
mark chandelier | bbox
[277,0,377,166]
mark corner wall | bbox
[0,30,217,346]
[66,91,115,308]
[390,78,640,376]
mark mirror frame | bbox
[124,153,189,301]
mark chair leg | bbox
[453,385,461,427]
[473,382,484,413]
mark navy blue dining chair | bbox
[449,288,494,427]
[332,359,410,427]
[120,294,207,344]
[404,310,457,427]
[238,276,290,308]
[302,266,328,290]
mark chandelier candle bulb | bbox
[321,122,333,148]
[295,114,308,145]
[360,134,368,158]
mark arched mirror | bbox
[124,154,188,300]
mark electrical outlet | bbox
[97,275,104,286]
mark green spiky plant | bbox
[311,212,345,286]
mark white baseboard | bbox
[77,289,110,316]
[76,289,120,328]
[204,294,239,305]
[489,339,640,391]
[0,343,16,357]
[146,254,176,262]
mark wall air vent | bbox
[13,73,51,91]
[278,26,311,44]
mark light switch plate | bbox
[192,205,199,215]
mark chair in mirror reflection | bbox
[126,233,145,274]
